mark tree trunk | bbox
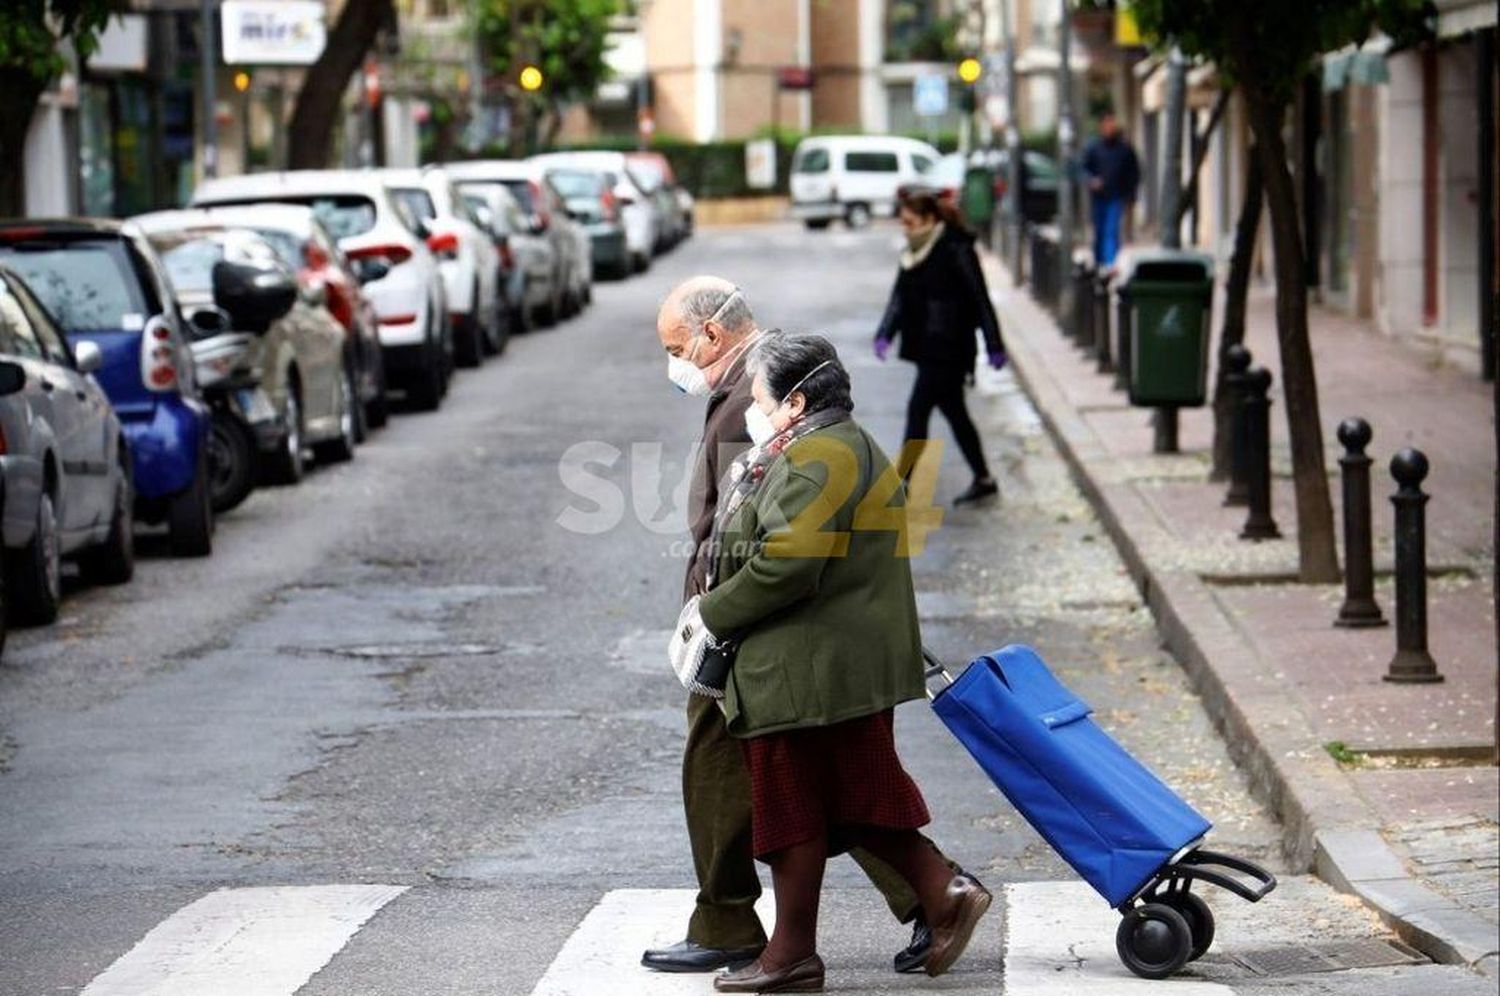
[287,0,394,170]
[0,72,48,217]
[1210,145,1264,480]
[1245,89,1341,582]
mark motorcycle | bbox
[190,331,280,513]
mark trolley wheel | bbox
[1115,903,1193,980]
[1158,892,1215,961]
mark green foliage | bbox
[0,0,128,82]
[1130,0,1432,102]
[1324,741,1365,766]
[474,0,620,105]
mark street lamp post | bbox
[1056,0,1076,320]
[1001,0,1023,281]
[200,0,218,179]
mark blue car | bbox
[0,220,214,556]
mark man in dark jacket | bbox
[1080,112,1140,268]
[645,276,965,976]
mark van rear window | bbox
[845,151,899,173]
[793,148,829,174]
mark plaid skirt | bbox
[741,709,931,858]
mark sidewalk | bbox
[987,254,1499,976]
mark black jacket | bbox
[875,226,1004,372]
[1081,136,1141,201]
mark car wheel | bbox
[168,463,214,558]
[80,462,134,585]
[207,411,257,513]
[512,297,534,335]
[582,280,593,306]
[409,334,445,411]
[262,382,306,486]
[365,357,390,429]
[7,490,62,625]
[845,203,872,228]
[804,218,833,231]
[313,366,358,464]
[453,313,483,368]
[489,302,510,356]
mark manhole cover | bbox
[314,643,502,660]
[1231,939,1425,976]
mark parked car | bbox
[456,181,553,334]
[543,167,626,286]
[789,135,941,229]
[527,151,659,273]
[442,161,576,324]
[627,152,692,249]
[0,219,214,557]
[191,203,389,437]
[0,265,135,625]
[383,167,503,367]
[191,171,451,411]
[134,213,357,496]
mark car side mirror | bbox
[187,307,232,338]
[352,258,391,284]
[73,340,103,375]
[0,360,25,397]
[211,260,297,335]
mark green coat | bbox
[698,419,926,738]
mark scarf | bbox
[704,405,852,589]
[899,221,945,270]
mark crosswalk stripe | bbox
[529,889,775,995]
[79,884,407,996]
[1003,882,1234,995]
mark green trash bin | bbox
[960,166,996,233]
[1120,250,1215,407]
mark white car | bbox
[527,151,659,274]
[383,167,503,367]
[789,135,941,229]
[192,170,450,411]
[456,181,555,333]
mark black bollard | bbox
[1114,288,1133,392]
[1222,344,1253,506]
[1239,366,1281,540]
[1385,449,1444,683]
[1094,270,1113,373]
[1073,258,1095,348]
[1335,418,1387,628]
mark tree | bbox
[1210,146,1263,481]
[287,0,395,169]
[475,0,619,155]
[1132,0,1431,583]
[0,0,127,217]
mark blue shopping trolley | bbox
[925,644,1276,980]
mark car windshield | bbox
[0,240,147,332]
[246,228,304,270]
[201,195,377,240]
[499,180,535,214]
[149,231,280,296]
[390,187,438,223]
[793,147,829,174]
[547,170,603,199]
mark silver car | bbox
[0,265,134,631]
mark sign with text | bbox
[913,74,949,117]
[221,1,327,66]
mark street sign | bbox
[745,138,776,190]
[221,1,326,66]
[914,74,949,118]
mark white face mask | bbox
[743,360,833,447]
[666,290,744,397]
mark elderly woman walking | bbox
[678,332,990,993]
[874,187,1007,505]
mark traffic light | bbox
[519,65,543,92]
[957,57,982,84]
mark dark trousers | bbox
[903,364,991,481]
[684,693,938,948]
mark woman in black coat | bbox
[874,187,1006,504]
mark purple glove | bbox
[874,337,892,361]
[988,349,1008,371]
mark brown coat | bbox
[683,348,754,601]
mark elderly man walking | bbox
[644,276,974,977]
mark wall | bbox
[810,0,863,128]
[719,0,802,140]
[644,0,698,140]
[1378,50,1427,342]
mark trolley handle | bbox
[922,647,953,701]
[1174,849,1278,903]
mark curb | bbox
[987,260,1499,977]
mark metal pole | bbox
[1386,448,1443,682]
[1335,417,1386,628]
[1152,45,1188,450]
[200,0,218,179]
[469,0,486,152]
[1222,344,1253,506]
[1056,0,1076,322]
[1002,0,1023,282]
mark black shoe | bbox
[642,939,766,974]
[953,478,999,506]
[893,916,932,974]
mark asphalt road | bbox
[0,223,1490,996]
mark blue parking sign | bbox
[914,74,949,117]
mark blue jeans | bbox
[1091,196,1125,267]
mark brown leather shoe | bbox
[713,953,825,993]
[924,876,993,977]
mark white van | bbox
[789,135,941,229]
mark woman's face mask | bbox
[743,361,832,446]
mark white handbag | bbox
[667,596,734,699]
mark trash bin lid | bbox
[1117,248,1215,285]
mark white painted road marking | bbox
[1003,882,1235,995]
[529,889,775,995]
[80,884,406,996]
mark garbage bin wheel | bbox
[1115,903,1192,980]
[1157,892,1214,961]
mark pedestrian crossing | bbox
[71,881,1243,995]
